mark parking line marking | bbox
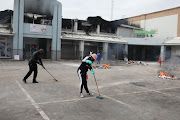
[15,80,50,120]
[109,87,180,97]
[37,97,95,105]
[91,90,132,108]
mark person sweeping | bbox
[77,54,97,98]
[23,49,45,83]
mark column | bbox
[79,41,84,59]
[116,27,120,36]
[18,0,24,60]
[74,19,78,33]
[103,42,108,60]
[56,2,62,60]
[96,25,100,35]
[124,44,128,56]
[13,0,20,57]
[160,45,166,61]
[142,46,145,60]
[51,2,58,60]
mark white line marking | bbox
[37,97,95,105]
[91,90,132,108]
[0,60,4,66]
[109,87,180,97]
[15,80,50,120]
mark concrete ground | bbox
[0,60,180,120]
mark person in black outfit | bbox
[23,49,45,83]
[77,54,97,98]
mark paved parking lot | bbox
[0,60,180,120]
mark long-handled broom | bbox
[43,67,58,81]
[94,75,104,99]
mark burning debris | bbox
[159,71,176,80]
[93,64,110,69]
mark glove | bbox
[91,69,95,75]
[86,60,92,65]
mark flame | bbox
[159,71,176,79]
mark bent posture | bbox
[23,49,45,83]
[77,54,97,98]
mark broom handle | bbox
[94,75,101,96]
[44,68,56,80]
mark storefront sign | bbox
[134,29,157,34]
[30,24,46,33]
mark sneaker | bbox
[80,93,84,98]
[87,93,94,96]
[32,80,38,83]
[23,79,27,83]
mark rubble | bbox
[128,60,148,65]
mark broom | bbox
[94,75,104,99]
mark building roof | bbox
[163,37,180,45]
[62,33,127,44]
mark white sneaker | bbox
[80,93,84,98]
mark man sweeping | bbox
[23,49,45,83]
[77,54,97,98]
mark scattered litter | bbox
[128,60,148,65]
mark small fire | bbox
[159,71,176,79]
[93,64,110,69]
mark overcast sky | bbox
[0,0,180,21]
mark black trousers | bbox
[24,62,38,81]
[77,69,89,93]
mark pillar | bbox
[160,45,166,61]
[74,19,78,33]
[13,0,20,57]
[79,41,84,59]
[142,46,145,60]
[124,44,128,56]
[96,25,100,35]
[56,2,62,60]
[51,2,58,60]
[18,0,24,60]
[103,42,108,60]
[116,27,120,36]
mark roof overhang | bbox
[62,33,127,44]
[0,32,14,36]
[163,37,180,45]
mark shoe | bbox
[32,80,38,83]
[23,79,27,83]
[87,93,94,96]
[80,93,84,98]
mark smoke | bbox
[24,0,56,16]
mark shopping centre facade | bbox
[0,0,179,61]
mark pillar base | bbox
[57,50,61,60]
[13,49,23,60]
[79,51,84,60]
[51,50,57,61]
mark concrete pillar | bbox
[116,27,120,36]
[96,25,100,35]
[142,46,145,60]
[18,0,24,60]
[160,45,166,61]
[79,41,84,59]
[103,42,108,60]
[74,19,78,33]
[13,0,20,57]
[56,2,62,60]
[124,44,128,55]
[51,2,58,60]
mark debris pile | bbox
[159,71,176,80]
[93,64,110,69]
[128,60,148,65]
